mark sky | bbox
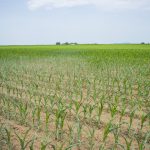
[0,0,150,45]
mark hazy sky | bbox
[0,0,150,45]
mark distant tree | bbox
[141,42,145,44]
[56,42,61,45]
[64,42,69,45]
[70,42,78,45]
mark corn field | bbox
[0,44,150,149]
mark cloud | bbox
[27,0,150,11]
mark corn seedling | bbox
[122,135,133,150]
[73,100,82,119]
[67,124,75,149]
[96,99,104,127]
[135,132,150,150]
[141,112,149,130]
[55,102,67,140]
[36,106,42,128]
[87,127,95,150]
[15,128,34,150]
[88,104,95,120]
[45,109,51,132]
[102,121,114,143]
[2,128,13,150]
[128,108,136,134]
[109,102,118,119]
[40,142,50,150]
[82,103,88,119]
[17,102,28,125]
[119,103,126,123]
[76,121,83,143]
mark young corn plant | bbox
[1,128,13,150]
[75,121,83,148]
[128,108,136,134]
[67,123,75,149]
[135,132,150,150]
[49,96,56,112]
[17,102,28,125]
[111,122,126,149]
[40,142,50,150]
[11,98,18,119]
[43,96,49,110]
[73,100,82,120]
[55,102,67,140]
[36,105,42,129]
[119,103,126,123]
[82,103,88,119]
[67,100,73,118]
[88,104,95,120]
[31,106,36,127]
[29,138,36,150]
[15,128,34,150]
[87,127,95,150]
[96,99,104,128]
[102,121,114,143]
[37,96,42,106]
[122,135,133,150]
[116,79,121,93]
[1,98,12,120]
[45,109,51,132]
[109,96,119,119]
[86,80,91,101]
[93,88,98,103]
[109,102,118,119]
[123,79,127,95]
[140,112,149,130]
